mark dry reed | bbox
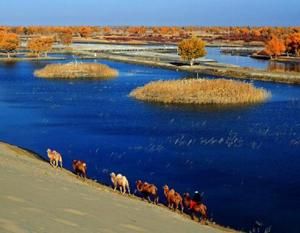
[130,79,270,105]
[34,62,118,79]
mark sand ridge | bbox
[0,142,236,233]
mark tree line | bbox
[0,26,299,59]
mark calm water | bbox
[206,47,300,72]
[0,59,300,233]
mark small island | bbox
[130,79,269,105]
[34,62,118,79]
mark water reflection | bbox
[268,61,300,72]
[206,47,300,72]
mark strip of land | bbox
[0,142,236,233]
[2,43,300,85]
[91,52,300,85]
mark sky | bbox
[0,0,299,26]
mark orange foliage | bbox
[127,27,147,36]
[285,33,300,56]
[78,27,93,38]
[0,32,19,58]
[27,37,54,57]
[103,27,112,35]
[264,36,286,58]
[58,28,73,46]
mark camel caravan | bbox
[46,149,208,223]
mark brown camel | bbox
[163,185,184,213]
[136,180,159,204]
[183,192,208,224]
[72,160,87,178]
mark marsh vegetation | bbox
[130,79,269,105]
[34,62,118,79]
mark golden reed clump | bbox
[130,79,270,105]
[34,62,118,79]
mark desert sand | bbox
[0,142,236,233]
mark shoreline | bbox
[91,52,300,85]
[1,49,300,85]
[0,141,237,233]
[0,56,66,62]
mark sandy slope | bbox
[0,142,236,233]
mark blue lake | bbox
[0,59,300,233]
[206,47,300,72]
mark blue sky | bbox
[0,0,299,26]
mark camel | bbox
[136,180,159,204]
[72,160,87,178]
[47,149,63,168]
[110,172,130,195]
[163,185,184,213]
[183,193,208,224]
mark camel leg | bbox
[181,203,184,214]
[60,160,63,168]
[155,196,159,205]
[191,212,195,220]
[201,213,207,224]
[147,196,151,203]
[127,185,130,195]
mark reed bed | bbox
[130,79,270,105]
[34,62,118,79]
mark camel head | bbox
[136,180,142,185]
[110,172,116,179]
[163,185,169,194]
[47,148,51,154]
[183,192,190,198]
[183,193,191,205]
[72,160,78,169]
[136,180,143,191]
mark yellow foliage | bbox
[27,37,54,57]
[0,32,19,58]
[178,38,206,66]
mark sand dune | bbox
[0,142,236,233]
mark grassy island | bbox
[34,62,118,79]
[130,79,270,105]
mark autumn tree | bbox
[79,27,93,38]
[58,29,73,46]
[178,37,206,66]
[0,33,19,58]
[285,33,300,56]
[103,26,112,35]
[264,36,286,58]
[159,27,171,36]
[27,37,54,57]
